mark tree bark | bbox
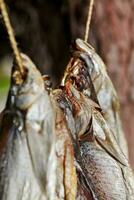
[93,0,134,166]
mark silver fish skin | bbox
[0,54,56,200]
[59,82,134,199]
[62,38,128,158]
[80,141,127,200]
[76,38,128,158]
[74,40,134,199]
[61,39,134,198]
[63,84,128,167]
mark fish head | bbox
[11,53,44,110]
[61,39,102,103]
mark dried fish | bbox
[59,82,127,164]
[58,82,134,199]
[54,87,95,200]
[0,53,78,200]
[80,141,127,200]
[60,43,134,199]
[0,54,56,200]
[0,40,133,200]
[51,89,77,200]
[61,56,128,165]
[62,38,128,158]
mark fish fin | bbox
[92,112,128,167]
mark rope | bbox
[0,0,24,75]
[84,0,95,42]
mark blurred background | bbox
[0,0,134,166]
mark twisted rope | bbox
[0,0,24,75]
[84,0,95,42]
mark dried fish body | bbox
[51,89,77,200]
[62,38,128,158]
[76,38,128,157]
[92,109,134,199]
[59,81,134,199]
[54,88,95,200]
[67,40,134,198]
[62,81,128,167]
[0,54,56,200]
[80,141,127,200]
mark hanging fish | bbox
[51,89,77,200]
[60,82,128,166]
[62,40,134,199]
[0,53,56,200]
[42,73,77,200]
[61,50,128,165]
[62,38,134,198]
[54,87,95,200]
[62,38,128,158]
[59,81,134,199]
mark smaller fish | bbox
[54,87,96,200]
[51,89,77,200]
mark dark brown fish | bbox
[54,87,95,200]
[51,89,77,200]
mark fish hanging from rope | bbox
[56,82,128,199]
[60,39,134,199]
[0,53,78,200]
[51,89,77,200]
[61,38,128,158]
[1,0,134,199]
[0,54,57,200]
